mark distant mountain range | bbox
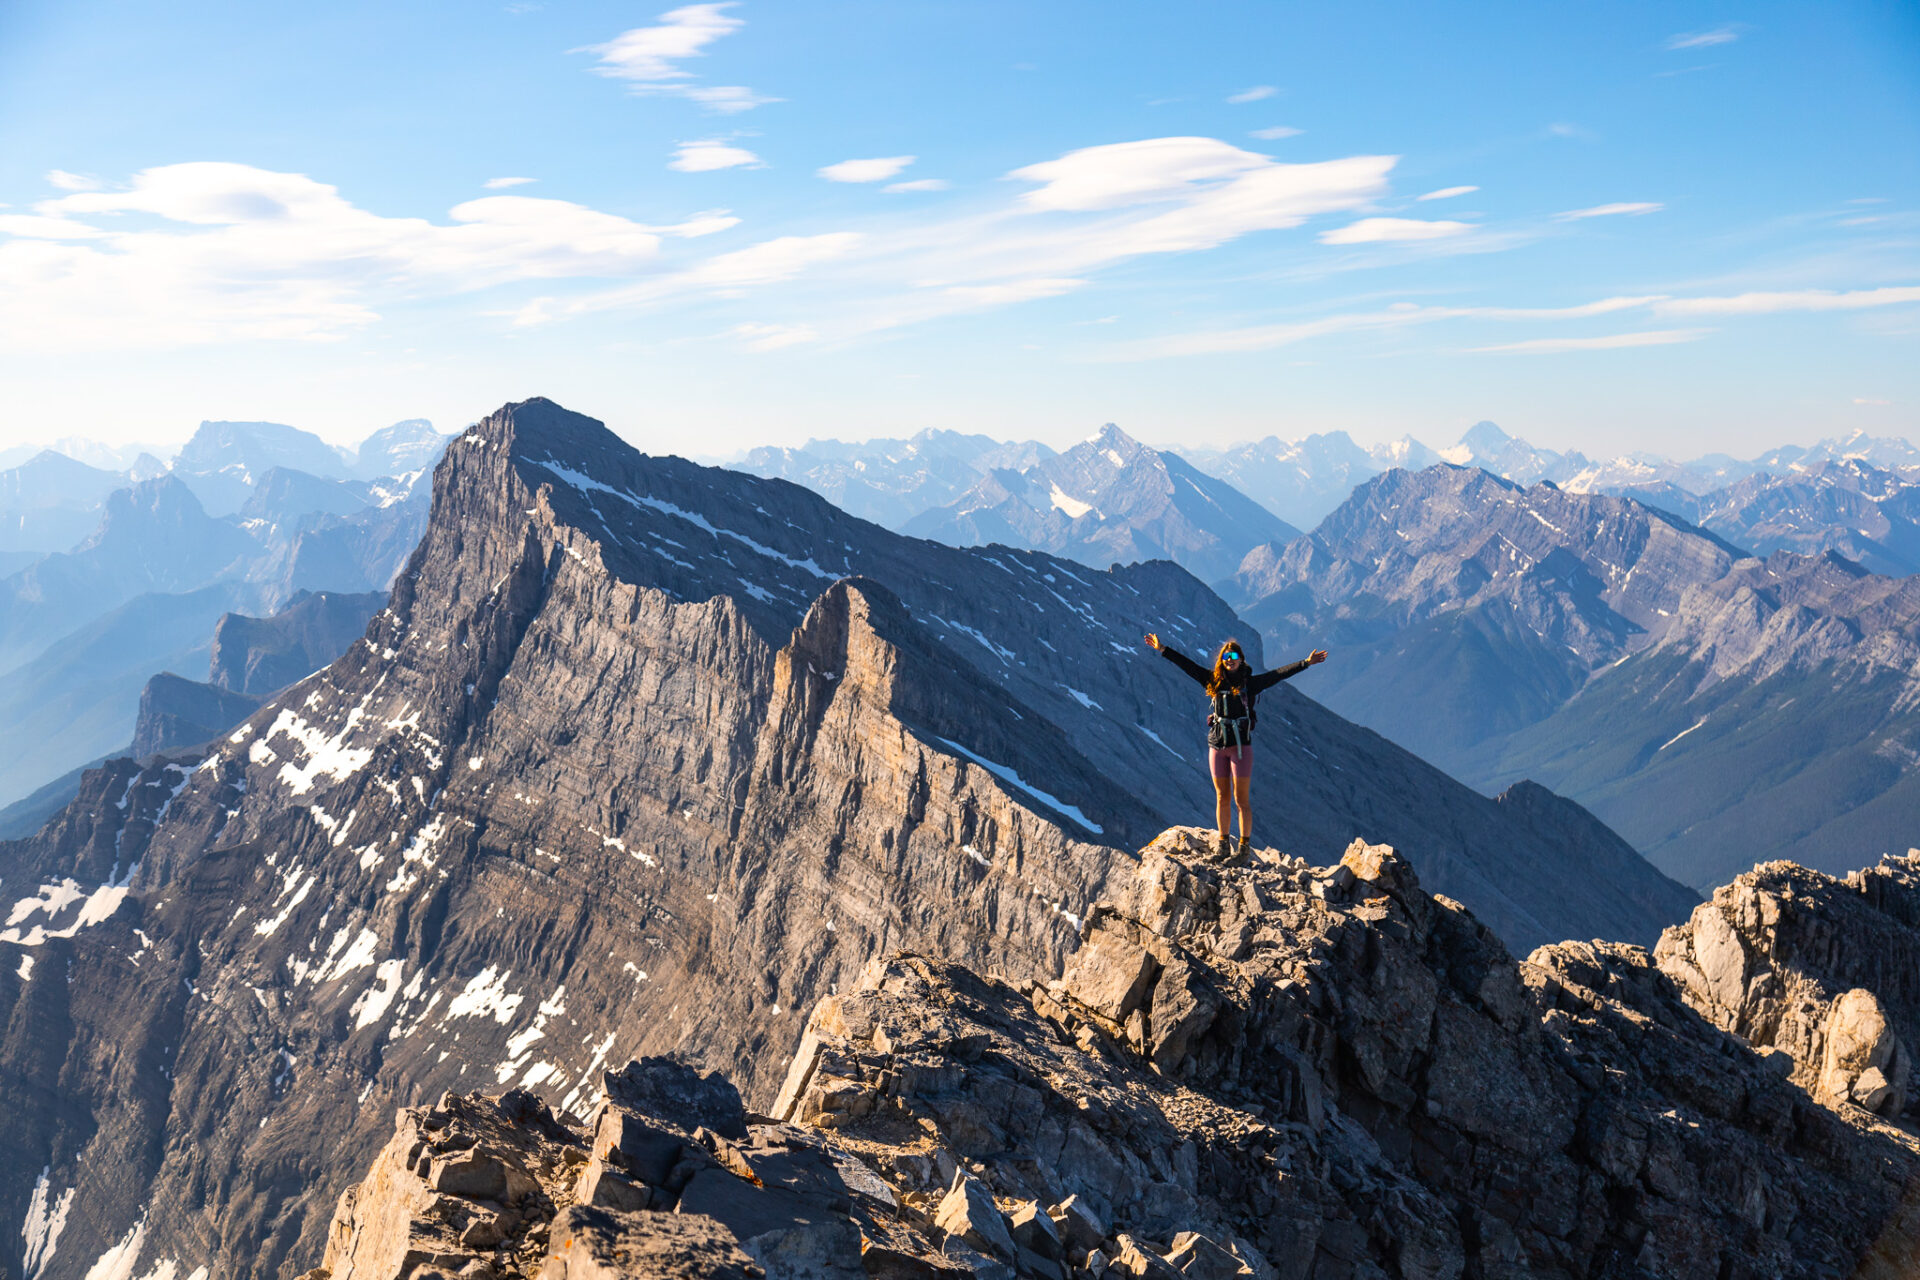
[1226,463,1920,889]
[731,418,1920,571]
[0,419,450,807]
[901,423,1301,582]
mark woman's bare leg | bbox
[1213,776,1231,837]
[1234,775,1252,842]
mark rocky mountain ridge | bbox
[0,398,1691,1280]
[301,827,1920,1280]
[1227,463,1920,888]
[904,424,1302,584]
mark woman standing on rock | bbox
[1143,634,1326,855]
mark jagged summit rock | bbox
[0,398,1693,1278]
[305,826,1920,1280]
[1656,851,1920,1119]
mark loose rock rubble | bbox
[1656,851,1920,1119]
[308,827,1920,1280]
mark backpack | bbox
[1206,679,1254,749]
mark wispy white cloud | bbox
[584,3,740,80]
[728,321,818,349]
[1855,397,1891,405]
[1471,328,1709,353]
[885,178,950,193]
[0,162,737,351]
[579,4,776,112]
[45,170,101,192]
[942,278,1084,306]
[1664,26,1739,50]
[1655,285,1920,316]
[1250,126,1302,140]
[1319,217,1472,245]
[1102,295,1665,359]
[818,156,916,183]
[1556,201,1663,220]
[512,231,861,326]
[524,136,1393,338]
[484,176,537,189]
[682,85,776,113]
[1227,86,1277,104]
[1417,185,1477,201]
[670,140,761,172]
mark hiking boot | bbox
[1214,832,1232,857]
[1237,836,1252,858]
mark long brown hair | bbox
[1207,638,1248,694]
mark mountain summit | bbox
[0,398,1692,1277]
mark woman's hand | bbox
[1144,633,1162,650]
[1308,648,1328,665]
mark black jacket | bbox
[1159,645,1310,748]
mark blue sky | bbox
[0,0,1915,459]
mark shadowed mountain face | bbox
[0,399,1691,1280]
[905,423,1302,582]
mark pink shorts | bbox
[1209,744,1253,780]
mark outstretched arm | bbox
[1144,632,1211,687]
[1251,648,1328,693]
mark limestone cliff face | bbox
[1656,852,1920,1118]
[0,400,1690,1280]
[304,829,1920,1280]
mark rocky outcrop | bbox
[1656,852,1920,1119]
[310,828,1920,1280]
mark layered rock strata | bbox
[309,828,1920,1280]
[1657,852,1920,1119]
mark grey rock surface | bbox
[306,827,1920,1280]
[1656,851,1920,1120]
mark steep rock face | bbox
[309,830,1920,1280]
[210,589,388,695]
[0,400,1691,1279]
[1656,853,1920,1118]
[130,672,266,758]
[906,424,1300,584]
